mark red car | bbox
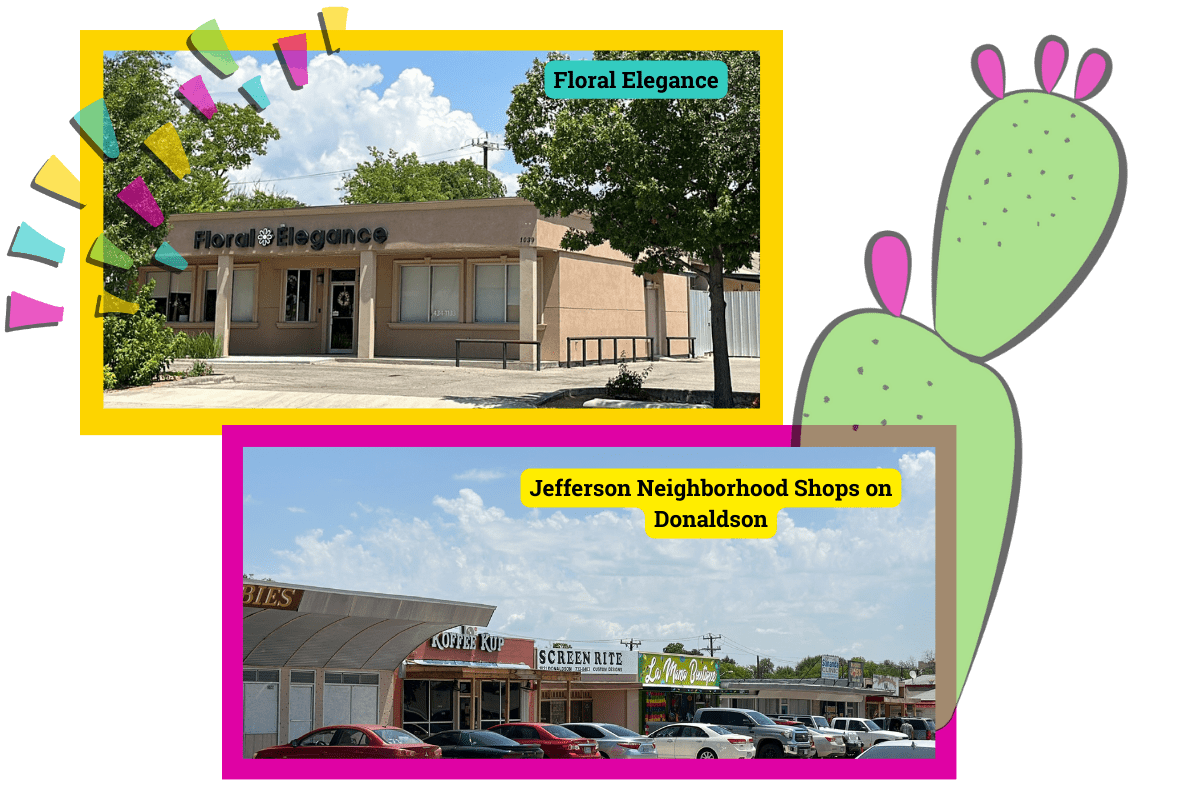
[487,723,600,758]
[255,725,442,759]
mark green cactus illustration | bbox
[795,36,1127,706]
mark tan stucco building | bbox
[142,197,690,366]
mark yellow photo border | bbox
[80,30,782,435]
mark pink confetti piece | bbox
[277,33,309,86]
[7,291,64,330]
[117,176,164,227]
[179,74,218,119]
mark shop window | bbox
[403,679,455,739]
[243,669,279,736]
[289,670,314,741]
[284,269,312,322]
[203,269,257,323]
[473,263,520,323]
[148,271,193,322]
[400,264,459,322]
[323,672,379,727]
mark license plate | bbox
[639,745,654,753]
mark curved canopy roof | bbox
[243,581,495,671]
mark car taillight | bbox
[617,742,640,749]
[568,744,580,750]
[727,738,749,744]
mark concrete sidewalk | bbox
[103,356,760,409]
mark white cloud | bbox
[898,450,936,494]
[453,468,507,482]
[244,493,260,505]
[287,507,306,513]
[263,486,937,661]
[168,52,506,206]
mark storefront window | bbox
[285,269,311,322]
[203,269,256,323]
[403,679,455,738]
[149,271,192,322]
[401,264,459,322]
[481,681,504,726]
[474,263,519,323]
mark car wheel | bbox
[697,749,718,759]
[757,742,783,759]
[599,752,609,758]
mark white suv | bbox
[830,717,908,747]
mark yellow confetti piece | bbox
[320,7,349,53]
[33,156,82,206]
[143,123,191,179]
[98,292,138,315]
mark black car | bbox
[422,729,545,759]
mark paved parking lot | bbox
[103,356,760,409]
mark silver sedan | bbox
[562,723,659,759]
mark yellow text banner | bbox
[521,468,902,538]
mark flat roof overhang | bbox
[243,581,495,671]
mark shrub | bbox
[604,355,653,399]
[174,331,222,359]
[103,281,186,387]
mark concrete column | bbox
[213,254,233,357]
[519,246,539,364]
[357,250,376,358]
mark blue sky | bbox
[243,446,937,666]
[166,49,593,205]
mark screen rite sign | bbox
[537,647,633,674]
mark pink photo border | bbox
[222,425,955,779]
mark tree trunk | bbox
[708,246,734,408]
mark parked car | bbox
[422,729,544,759]
[648,722,755,759]
[487,723,600,758]
[692,707,814,758]
[855,740,936,759]
[830,717,908,748]
[784,715,863,757]
[872,717,936,741]
[562,723,658,759]
[254,725,441,759]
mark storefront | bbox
[535,644,642,728]
[143,197,690,365]
[637,652,723,734]
[241,580,494,758]
[399,627,580,738]
[719,678,874,721]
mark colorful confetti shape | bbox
[239,76,270,110]
[73,99,119,159]
[153,242,189,272]
[7,291,64,330]
[277,34,309,87]
[319,7,348,54]
[88,235,133,270]
[11,221,65,264]
[179,75,218,120]
[143,123,191,179]
[189,19,239,78]
[98,291,138,315]
[32,156,82,207]
[116,177,165,227]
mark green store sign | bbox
[639,653,721,689]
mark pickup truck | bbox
[830,717,908,748]
[692,707,815,759]
[780,714,864,757]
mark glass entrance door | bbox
[329,269,356,352]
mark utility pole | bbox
[469,131,506,171]
[621,638,642,651]
[702,633,722,658]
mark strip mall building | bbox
[147,198,690,366]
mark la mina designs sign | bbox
[193,223,389,252]
[638,653,720,689]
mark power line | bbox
[701,632,722,658]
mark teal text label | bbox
[544,60,728,99]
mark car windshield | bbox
[863,720,882,731]
[746,711,776,726]
[857,744,935,759]
[543,725,579,739]
[375,729,422,745]
[466,731,520,746]
[600,724,640,738]
[814,717,830,727]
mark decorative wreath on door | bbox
[337,289,350,307]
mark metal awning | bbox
[243,581,494,670]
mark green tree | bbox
[338,148,506,204]
[102,51,286,297]
[102,281,186,388]
[754,657,775,678]
[663,642,702,656]
[505,51,760,408]
[719,656,753,679]
[220,185,306,211]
